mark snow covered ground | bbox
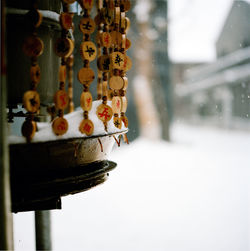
[13,124,250,251]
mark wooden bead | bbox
[23,36,44,57]
[113,116,122,129]
[80,41,97,61]
[80,91,92,111]
[79,0,94,9]
[122,76,128,90]
[125,17,130,31]
[66,55,74,67]
[123,55,132,71]
[30,64,41,83]
[52,117,68,135]
[77,67,95,85]
[109,76,124,90]
[114,7,120,24]
[108,0,115,10]
[55,38,74,58]
[60,12,74,30]
[79,17,95,34]
[121,96,128,113]
[101,32,112,48]
[102,8,113,25]
[54,90,69,110]
[21,120,36,140]
[112,96,122,113]
[97,55,111,72]
[125,38,131,50]
[111,52,125,70]
[96,104,113,122]
[121,115,128,128]
[79,119,94,136]
[123,0,131,12]
[110,31,122,45]
[23,90,40,113]
[59,65,67,83]
[27,9,43,28]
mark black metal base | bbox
[11,160,116,213]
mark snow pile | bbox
[8,100,127,144]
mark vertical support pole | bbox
[0,0,14,249]
[35,211,52,250]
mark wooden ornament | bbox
[60,12,73,30]
[125,17,130,31]
[30,64,41,83]
[79,17,95,34]
[79,119,94,136]
[123,55,132,71]
[79,0,94,10]
[55,38,74,58]
[80,91,92,111]
[122,76,128,90]
[110,31,122,46]
[77,67,95,85]
[27,9,43,28]
[109,76,124,90]
[23,90,40,113]
[97,55,111,72]
[113,116,122,129]
[112,96,122,113]
[59,65,67,83]
[54,90,69,110]
[52,117,68,135]
[108,0,115,10]
[102,8,113,25]
[101,32,112,48]
[23,36,44,57]
[114,7,120,24]
[121,96,128,113]
[80,41,97,61]
[125,38,131,50]
[96,104,113,122]
[121,115,128,128]
[21,120,36,140]
[111,51,124,70]
[123,0,131,12]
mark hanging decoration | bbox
[21,1,43,142]
[52,0,75,135]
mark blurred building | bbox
[174,0,250,129]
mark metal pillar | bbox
[0,0,14,249]
[35,211,52,250]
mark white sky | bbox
[169,0,234,62]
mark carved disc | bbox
[23,36,44,57]
[80,41,97,61]
[109,76,124,90]
[52,117,68,135]
[113,116,122,129]
[54,90,69,110]
[112,96,122,113]
[80,91,92,111]
[23,90,40,113]
[77,67,95,85]
[79,119,94,136]
[79,17,95,34]
[30,64,41,83]
[55,38,74,58]
[111,52,125,70]
[96,104,113,122]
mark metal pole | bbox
[35,211,52,250]
[0,0,14,249]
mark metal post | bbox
[35,211,52,250]
[0,0,14,249]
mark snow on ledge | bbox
[8,100,127,145]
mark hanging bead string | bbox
[95,0,103,100]
[66,54,74,113]
[96,0,113,132]
[52,0,75,136]
[21,0,43,142]
[78,0,96,136]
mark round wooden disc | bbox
[97,55,111,72]
[102,8,113,25]
[23,90,40,113]
[59,65,67,83]
[113,116,122,129]
[79,119,94,136]
[108,0,115,9]
[80,41,97,61]
[125,38,131,50]
[123,55,132,71]
[77,67,95,85]
[27,9,43,28]
[54,90,69,110]
[96,104,113,122]
[54,38,74,58]
[23,36,44,57]
[30,64,41,83]
[79,0,94,9]
[123,0,131,12]
[101,32,112,48]
[112,96,122,114]
[52,117,68,135]
[79,17,95,34]
[110,31,122,46]
[121,115,128,128]
[121,96,128,113]
[109,76,124,90]
[111,52,125,70]
[21,120,36,140]
[60,12,73,30]
[80,91,92,111]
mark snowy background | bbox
[13,0,250,250]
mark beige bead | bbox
[109,76,124,90]
[80,41,97,61]
[112,96,122,113]
[80,91,92,111]
[111,52,125,70]
[121,96,128,113]
[79,119,94,136]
